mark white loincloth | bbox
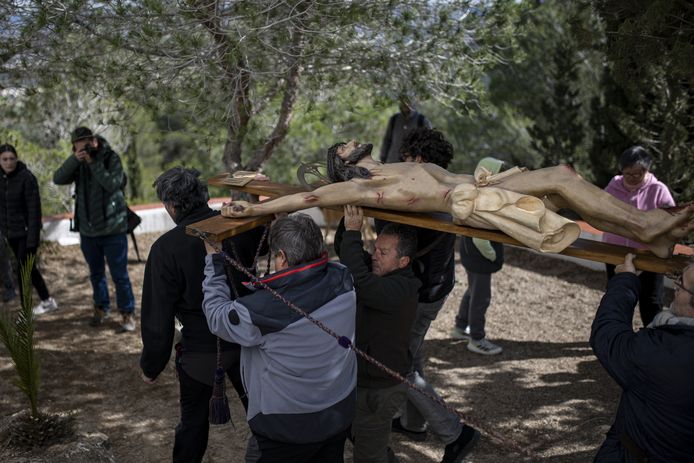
[449,166,581,253]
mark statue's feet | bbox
[644,204,694,258]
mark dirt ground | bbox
[1,232,663,462]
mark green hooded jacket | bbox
[53,137,127,237]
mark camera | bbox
[74,142,97,160]
[84,143,98,157]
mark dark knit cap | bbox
[71,127,94,143]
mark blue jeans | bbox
[80,233,134,314]
[401,297,462,444]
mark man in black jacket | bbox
[379,94,432,164]
[382,129,457,442]
[139,167,265,463]
[383,129,480,463]
[335,205,421,463]
[590,254,694,462]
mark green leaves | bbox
[0,254,40,418]
[3,0,689,209]
[3,0,501,173]
[593,0,694,201]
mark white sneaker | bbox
[119,314,136,333]
[32,297,58,316]
[467,338,503,355]
[450,326,472,341]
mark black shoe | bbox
[391,418,428,442]
[441,425,480,463]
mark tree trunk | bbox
[190,0,252,173]
[245,32,303,172]
[222,60,252,173]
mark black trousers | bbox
[254,428,349,463]
[606,264,663,326]
[173,354,247,463]
[7,236,49,301]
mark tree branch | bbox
[245,29,303,171]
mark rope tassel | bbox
[209,366,231,425]
[208,229,270,427]
[209,336,232,426]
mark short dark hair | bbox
[619,145,652,172]
[269,213,325,266]
[0,144,17,156]
[153,167,209,220]
[379,223,417,260]
[400,128,454,169]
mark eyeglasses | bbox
[666,272,694,298]
[621,168,646,179]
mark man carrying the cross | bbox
[335,206,479,463]
[203,213,357,462]
[590,254,694,461]
[140,167,266,462]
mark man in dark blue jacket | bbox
[590,253,694,462]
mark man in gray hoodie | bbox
[202,213,356,462]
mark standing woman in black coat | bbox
[0,144,57,315]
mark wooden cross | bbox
[186,175,692,274]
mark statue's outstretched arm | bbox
[222,181,363,218]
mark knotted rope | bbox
[194,228,539,461]
[209,225,269,425]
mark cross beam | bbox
[185,175,691,274]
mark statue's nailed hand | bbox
[221,201,253,218]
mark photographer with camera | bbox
[53,127,135,332]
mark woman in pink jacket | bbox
[602,146,675,326]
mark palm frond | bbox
[0,254,41,417]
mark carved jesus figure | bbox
[222,136,694,258]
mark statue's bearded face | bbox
[326,140,373,183]
[336,140,373,164]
